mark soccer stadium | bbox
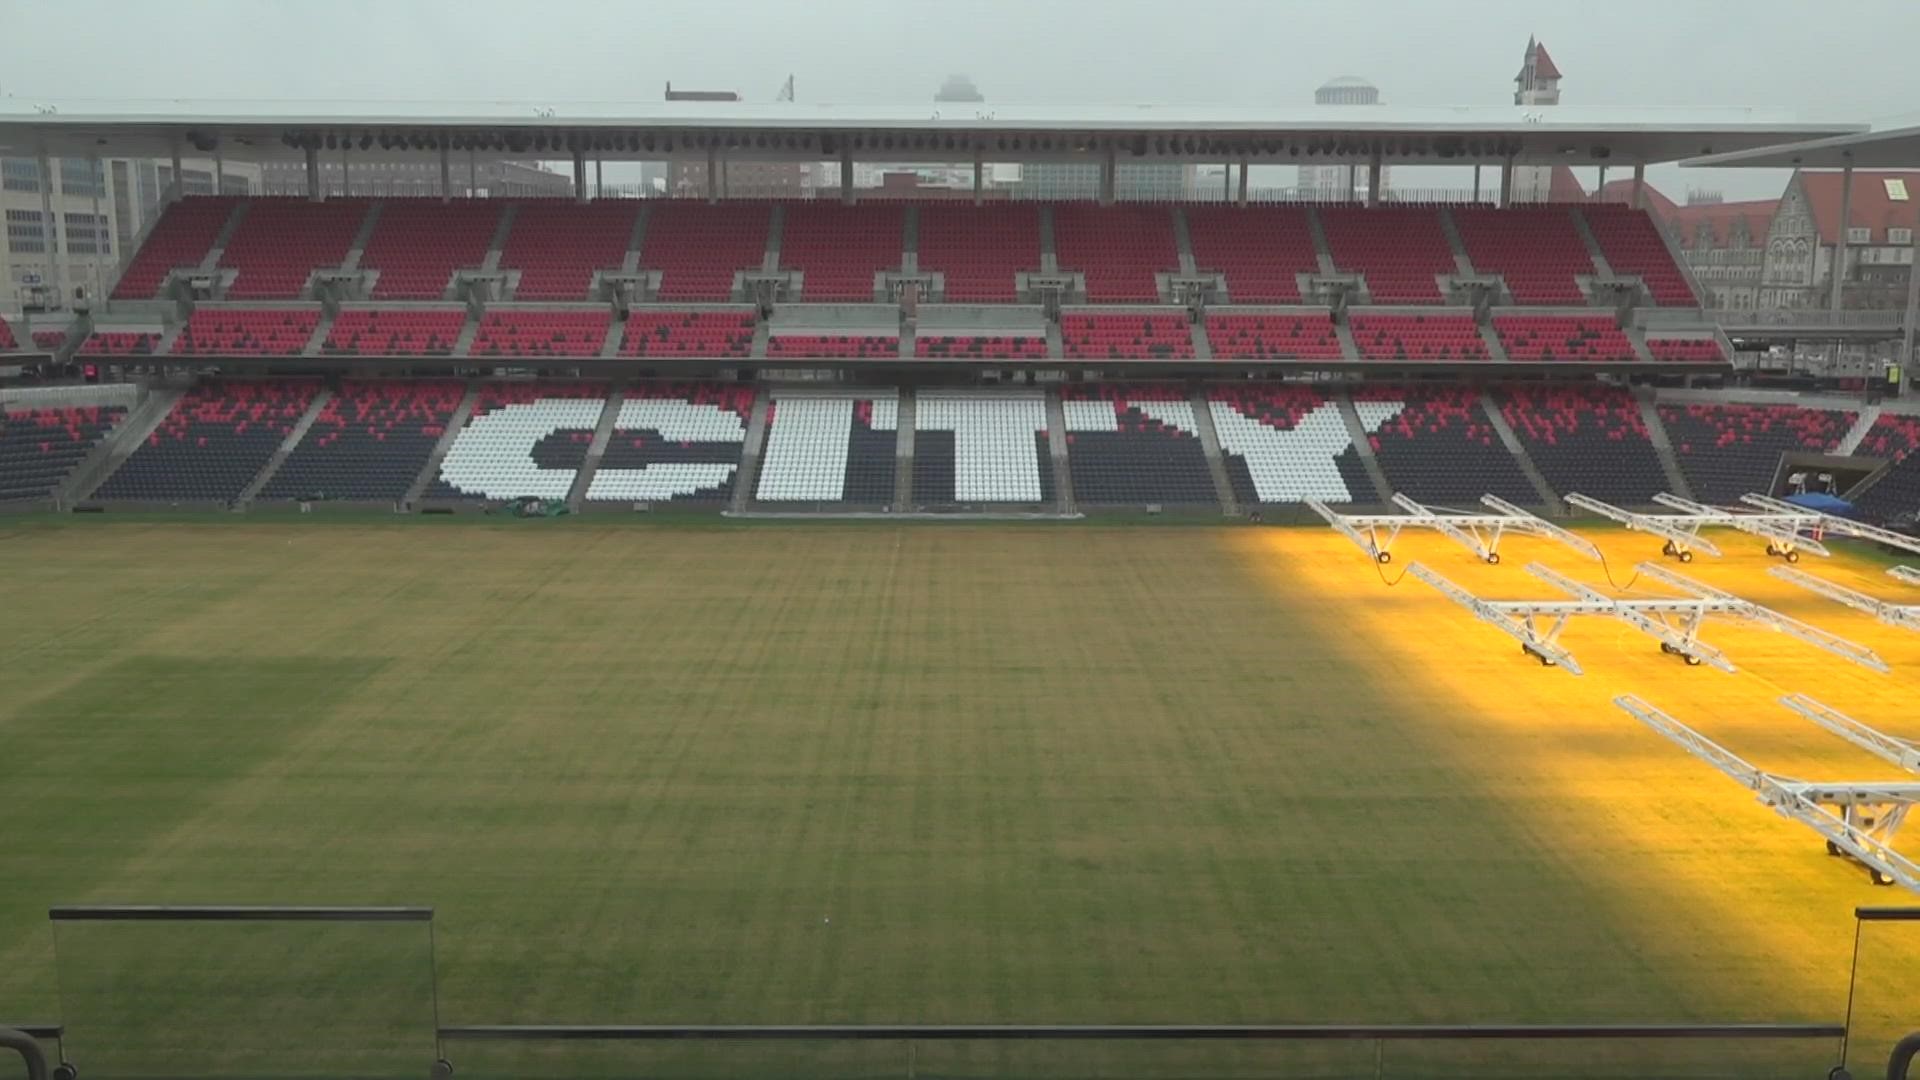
[4,20,1920,1080]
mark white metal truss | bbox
[1564,493,1726,563]
[1564,490,1920,564]
[1778,694,1920,774]
[1886,565,1920,587]
[1308,493,1601,565]
[1739,492,1920,558]
[1614,694,1920,891]
[1769,566,1920,633]
[1407,560,1889,676]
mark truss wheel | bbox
[1659,642,1675,654]
[1827,1067,1854,1080]
[1678,550,1693,564]
[1826,840,1843,857]
[1869,868,1897,887]
[1785,550,1800,563]
[1376,551,1392,565]
[1766,543,1779,557]
[1684,653,1703,667]
[1485,552,1501,565]
[53,1065,77,1080]
[432,1059,455,1079]
[1662,540,1675,555]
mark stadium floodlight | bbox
[1891,566,1920,586]
[1614,694,1920,891]
[1778,694,1920,774]
[1406,560,1887,676]
[1741,492,1920,559]
[1308,494,1601,565]
[1768,566,1920,632]
[1564,493,1724,563]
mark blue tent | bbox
[1782,492,1854,516]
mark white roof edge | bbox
[1684,124,1920,169]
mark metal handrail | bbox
[0,1028,47,1080]
[1890,1031,1920,1080]
[439,1022,1844,1041]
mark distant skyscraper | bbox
[1298,77,1387,201]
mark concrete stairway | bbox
[901,204,920,272]
[402,381,478,505]
[452,313,482,356]
[1477,321,1511,362]
[1625,327,1657,365]
[237,388,332,504]
[1635,391,1695,500]
[1187,386,1239,517]
[1836,404,1885,455]
[620,204,651,273]
[1335,392,1394,503]
[1038,207,1059,273]
[1043,389,1075,515]
[763,204,785,272]
[1303,206,1338,275]
[59,385,185,505]
[893,389,916,512]
[480,204,518,271]
[1044,320,1064,360]
[198,201,250,272]
[1437,208,1477,277]
[1333,318,1362,363]
[1478,390,1564,513]
[598,317,625,359]
[1170,207,1197,273]
[729,387,773,513]
[1568,208,1617,278]
[1187,317,1213,360]
[301,310,337,357]
[565,388,624,511]
[339,201,383,272]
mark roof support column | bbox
[305,144,321,202]
[1237,161,1249,208]
[1595,163,1608,197]
[972,145,983,207]
[595,157,604,199]
[213,145,224,194]
[840,143,854,206]
[468,149,477,197]
[1498,155,1515,209]
[36,146,64,307]
[439,139,451,203]
[1831,155,1855,312]
[1100,142,1116,206]
[572,148,587,205]
[1472,164,1482,203]
[707,144,719,205]
[1631,162,1645,209]
[1222,163,1231,202]
[1901,220,1919,379]
[170,139,184,203]
[341,142,350,197]
[1346,164,1358,204]
[1365,149,1383,208]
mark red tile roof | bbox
[1799,170,1920,245]
[1593,178,1680,218]
[1665,199,1778,248]
[1516,38,1563,83]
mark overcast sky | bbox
[5,0,1917,200]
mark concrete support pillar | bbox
[341,143,350,197]
[972,146,983,207]
[1237,162,1249,208]
[1832,157,1855,312]
[572,149,587,205]
[1222,163,1231,202]
[468,149,477,196]
[171,140,184,202]
[1366,150,1383,208]
[595,157,604,199]
[305,145,321,202]
[1596,164,1608,197]
[213,146,224,194]
[439,140,451,203]
[707,145,720,205]
[1901,222,1920,376]
[1631,163,1646,209]
[1100,143,1116,206]
[840,144,854,206]
[1472,164,1482,203]
[1498,156,1515,209]
[36,148,64,305]
[1346,164,1358,203]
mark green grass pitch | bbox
[0,516,1908,1078]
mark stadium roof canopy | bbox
[1684,122,1920,169]
[0,99,1866,167]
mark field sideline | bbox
[0,517,1914,1077]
